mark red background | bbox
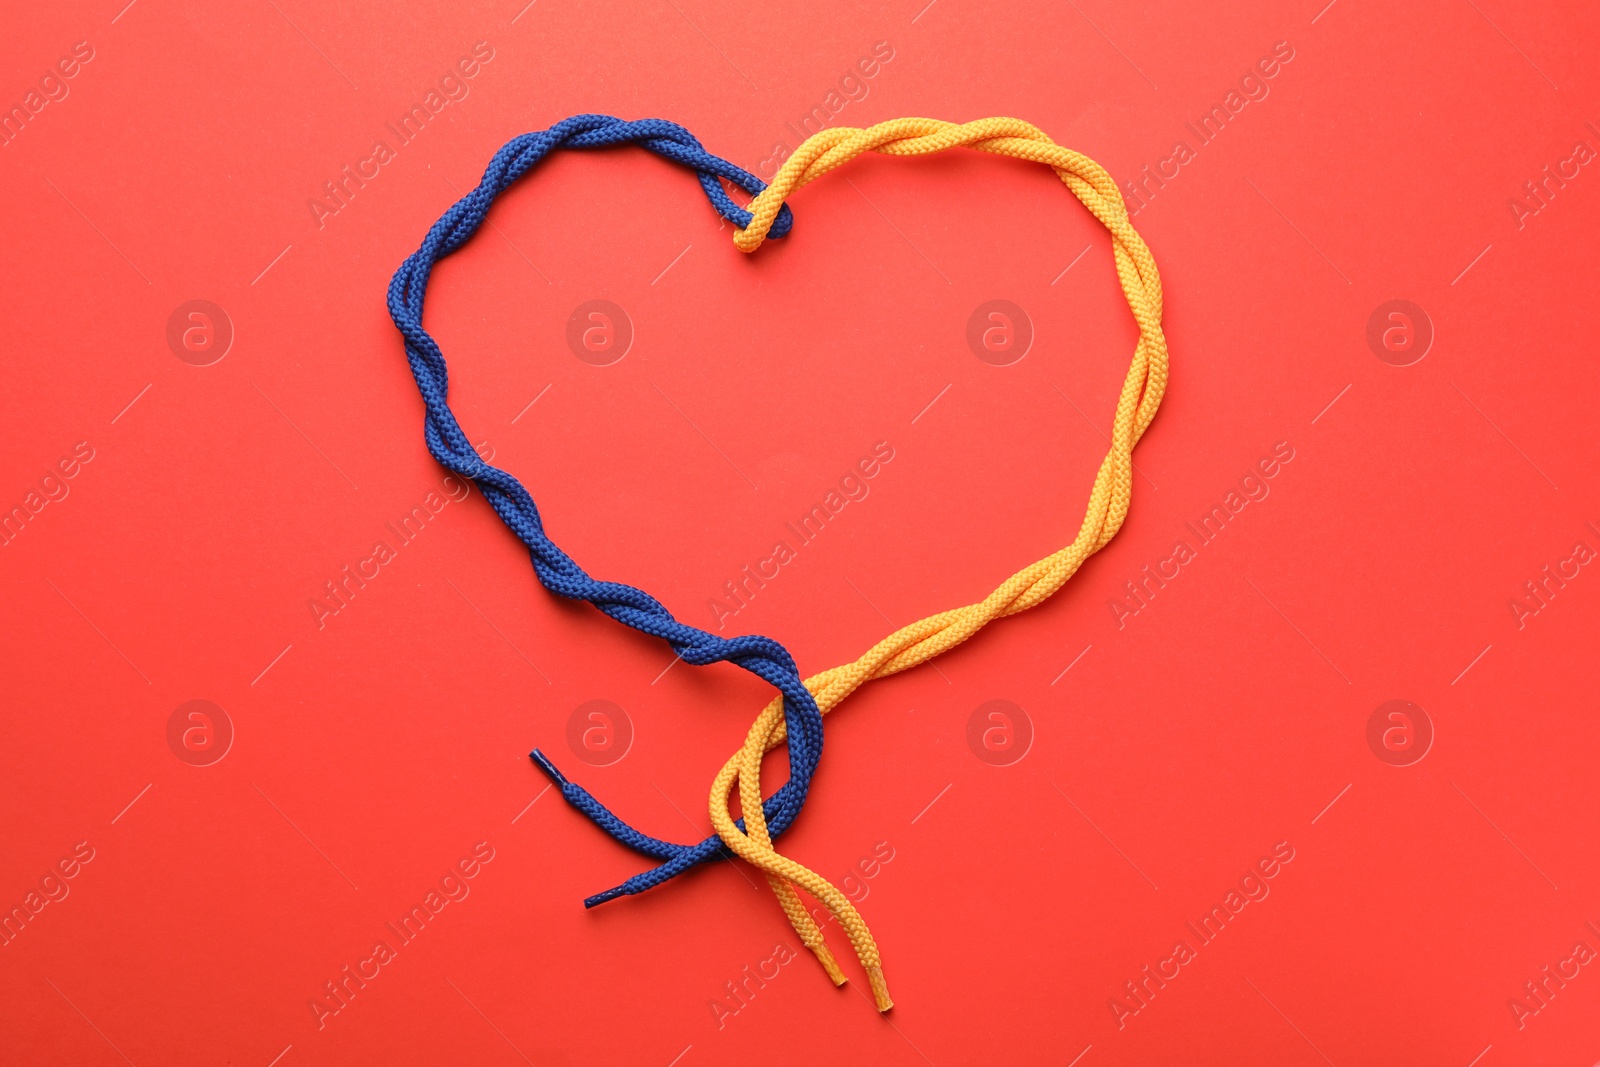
[3,1,1599,1064]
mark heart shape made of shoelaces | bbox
[388,115,1168,1013]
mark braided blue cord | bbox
[386,115,815,908]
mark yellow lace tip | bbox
[809,941,848,985]
[867,967,893,1013]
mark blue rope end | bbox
[529,748,569,785]
[584,885,628,909]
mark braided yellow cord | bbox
[712,118,1168,1012]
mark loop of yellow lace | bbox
[712,118,1169,1012]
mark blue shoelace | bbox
[386,115,819,906]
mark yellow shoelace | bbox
[711,117,1169,1012]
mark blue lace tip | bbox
[529,748,569,785]
[584,885,627,909]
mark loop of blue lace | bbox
[387,115,816,907]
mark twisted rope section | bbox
[709,117,1170,1012]
[386,115,828,913]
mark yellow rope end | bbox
[867,966,893,1013]
[808,939,848,986]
